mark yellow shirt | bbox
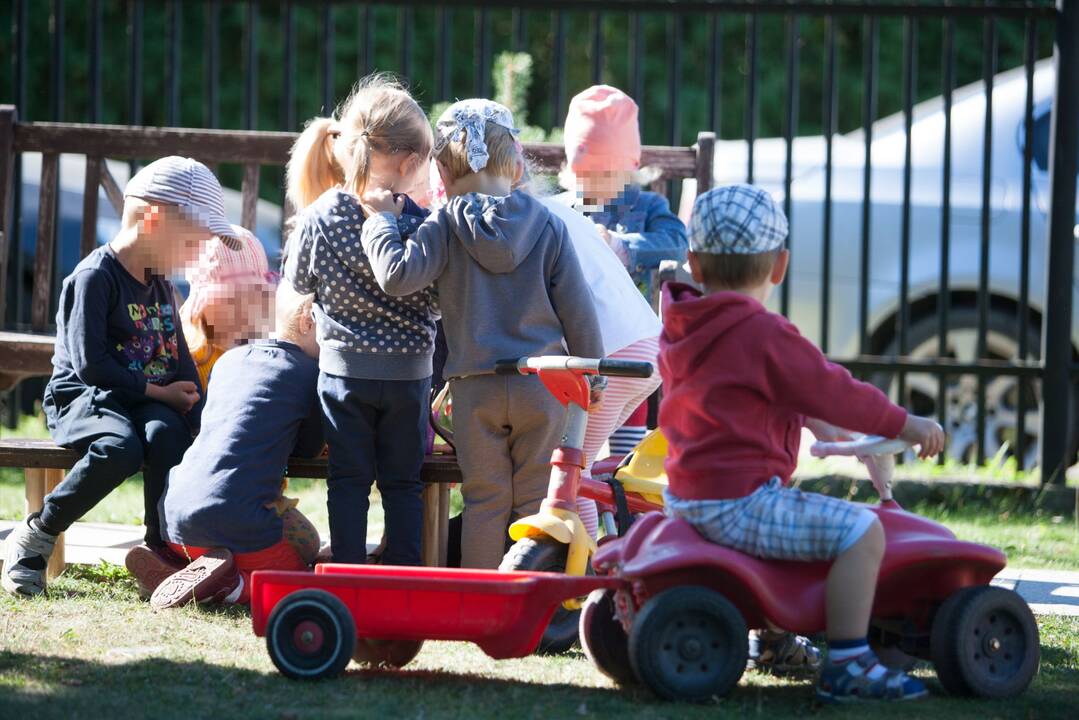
[185,327,226,392]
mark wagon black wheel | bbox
[266,589,356,680]
[930,586,1039,698]
[352,638,424,668]
[580,589,636,685]
[499,537,587,654]
[628,586,748,702]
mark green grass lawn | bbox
[0,563,1075,720]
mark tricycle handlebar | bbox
[494,356,654,379]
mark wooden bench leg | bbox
[437,483,450,568]
[24,468,66,580]
[421,483,440,567]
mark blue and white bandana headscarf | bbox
[434,99,520,173]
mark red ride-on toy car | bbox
[580,437,1040,702]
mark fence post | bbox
[1040,0,1079,485]
[0,105,16,329]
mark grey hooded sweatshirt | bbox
[360,190,603,379]
[284,188,438,381]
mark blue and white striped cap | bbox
[124,156,236,241]
[688,184,788,255]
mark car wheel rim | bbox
[898,328,1040,467]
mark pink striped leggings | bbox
[577,336,662,537]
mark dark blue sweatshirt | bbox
[43,245,203,428]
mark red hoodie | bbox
[659,283,907,501]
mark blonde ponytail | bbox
[286,117,344,211]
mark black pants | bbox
[318,372,430,566]
[41,388,191,545]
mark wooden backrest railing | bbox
[0,103,714,389]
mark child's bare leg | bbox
[825,518,885,641]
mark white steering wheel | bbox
[810,434,914,505]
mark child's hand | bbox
[147,380,200,415]
[594,223,611,241]
[362,189,404,218]
[806,418,853,443]
[899,415,946,459]
[589,386,604,412]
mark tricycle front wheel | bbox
[930,585,1039,698]
[499,537,584,654]
[580,589,636,685]
[266,589,356,680]
[628,586,748,702]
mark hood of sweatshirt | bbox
[660,282,766,377]
[443,190,549,274]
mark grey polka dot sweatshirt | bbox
[283,188,438,381]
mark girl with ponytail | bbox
[283,74,436,568]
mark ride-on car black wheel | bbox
[930,585,1039,698]
[580,589,636,685]
[628,586,748,702]
[499,537,587,654]
[352,638,424,668]
[266,589,356,680]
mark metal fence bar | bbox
[781,13,799,319]
[513,8,527,52]
[437,8,451,101]
[937,16,955,464]
[128,0,143,126]
[89,0,102,123]
[400,6,414,82]
[166,0,180,126]
[976,18,996,465]
[321,3,334,113]
[244,0,258,130]
[744,14,759,184]
[281,0,294,130]
[207,0,220,128]
[592,11,605,85]
[821,16,837,354]
[667,15,682,147]
[859,16,877,353]
[1016,17,1037,472]
[476,8,491,97]
[550,11,566,128]
[896,17,915,423]
[630,12,643,134]
[360,5,373,78]
[1041,0,1079,484]
[50,0,63,121]
[708,14,723,137]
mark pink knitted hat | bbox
[182,225,274,320]
[563,85,641,174]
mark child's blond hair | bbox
[275,278,314,338]
[436,122,520,184]
[286,73,433,210]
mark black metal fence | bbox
[2,1,1078,484]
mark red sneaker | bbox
[149,548,241,610]
[125,543,188,599]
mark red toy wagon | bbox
[250,564,616,680]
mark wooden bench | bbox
[0,439,461,577]
[0,105,713,571]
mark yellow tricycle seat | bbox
[612,428,669,506]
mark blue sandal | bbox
[816,651,928,703]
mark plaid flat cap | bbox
[688,184,788,255]
[124,156,236,242]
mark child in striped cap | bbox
[180,224,277,391]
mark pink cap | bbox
[563,85,641,174]
[183,225,274,319]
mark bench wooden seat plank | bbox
[1,438,461,574]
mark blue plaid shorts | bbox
[665,479,877,562]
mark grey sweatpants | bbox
[451,374,566,569]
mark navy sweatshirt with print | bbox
[283,189,438,381]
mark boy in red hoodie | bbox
[660,184,945,703]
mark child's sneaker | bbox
[125,543,188,599]
[816,651,928,703]
[748,629,822,676]
[1,515,58,597]
[149,548,241,609]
